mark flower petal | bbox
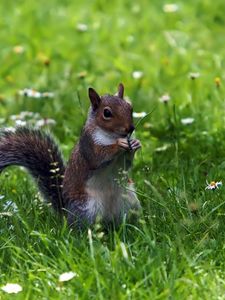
[133,112,147,118]
[132,71,143,79]
[59,271,77,282]
[181,117,194,125]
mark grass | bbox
[1,0,225,298]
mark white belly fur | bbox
[85,155,140,223]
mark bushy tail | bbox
[0,127,65,211]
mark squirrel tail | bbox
[0,127,65,212]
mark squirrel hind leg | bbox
[65,201,95,229]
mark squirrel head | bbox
[88,83,135,137]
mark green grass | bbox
[1,0,225,299]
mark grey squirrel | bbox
[0,83,141,227]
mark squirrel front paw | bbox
[117,138,130,150]
[117,138,141,152]
[128,139,141,152]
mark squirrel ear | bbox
[88,88,101,111]
[117,83,124,99]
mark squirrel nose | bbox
[128,125,135,134]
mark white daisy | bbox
[59,271,77,282]
[205,181,222,190]
[159,94,170,103]
[133,112,147,118]
[35,118,56,127]
[15,120,27,126]
[132,71,143,79]
[181,117,194,125]
[189,72,200,79]
[1,283,22,294]
[163,4,179,13]
[13,45,25,54]
[18,89,54,99]
[76,23,88,32]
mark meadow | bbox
[1,0,225,299]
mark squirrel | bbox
[0,83,141,228]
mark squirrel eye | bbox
[103,108,112,119]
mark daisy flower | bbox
[1,283,22,294]
[133,112,147,118]
[59,271,77,282]
[163,4,179,13]
[35,118,56,128]
[205,181,222,190]
[76,23,88,32]
[13,45,25,54]
[159,94,170,103]
[18,89,54,99]
[181,117,194,125]
[132,71,143,79]
[189,72,200,80]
